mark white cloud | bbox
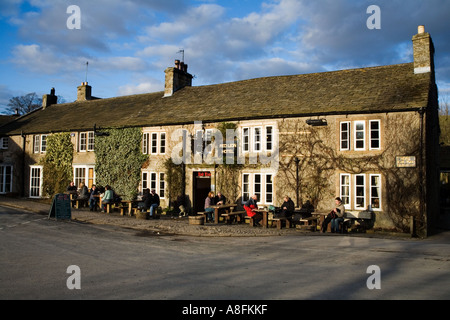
[117,78,163,96]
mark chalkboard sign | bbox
[48,193,72,220]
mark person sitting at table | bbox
[67,181,77,192]
[78,182,89,200]
[244,194,262,226]
[148,189,160,218]
[89,185,99,211]
[204,191,216,222]
[101,185,114,213]
[278,195,295,218]
[321,197,346,233]
[138,188,151,212]
[215,192,227,205]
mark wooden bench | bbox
[132,207,162,219]
[221,211,245,224]
[197,212,208,223]
[245,215,255,226]
[116,205,129,216]
[73,198,88,209]
[272,217,291,230]
[103,202,114,214]
[296,216,319,231]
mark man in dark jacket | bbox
[280,196,295,218]
[149,189,160,218]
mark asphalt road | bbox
[1,205,450,302]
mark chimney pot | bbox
[418,25,425,34]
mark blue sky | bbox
[1,0,449,114]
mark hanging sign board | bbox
[48,193,72,220]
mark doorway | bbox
[193,171,212,214]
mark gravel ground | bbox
[71,209,301,237]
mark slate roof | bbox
[0,63,432,136]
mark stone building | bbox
[0,26,440,236]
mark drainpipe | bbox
[414,107,426,237]
[21,131,26,197]
[294,157,300,208]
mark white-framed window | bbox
[0,165,13,194]
[141,171,165,199]
[340,120,381,152]
[29,165,43,198]
[0,137,9,150]
[253,127,262,152]
[354,121,365,151]
[242,173,250,202]
[142,132,166,155]
[33,134,48,153]
[73,165,95,189]
[340,122,351,151]
[266,126,273,151]
[370,174,381,210]
[160,133,166,154]
[339,173,382,211]
[159,172,165,198]
[33,135,40,153]
[79,132,94,152]
[369,120,381,150]
[242,173,274,205]
[241,125,276,153]
[142,133,149,154]
[355,174,366,209]
[151,133,158,154]
[340,173,351,209]
[242,128,250,152]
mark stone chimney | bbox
[164,60,193,97]
[77,82,92,101]
[42,87,58,109]
[412,25,435,75]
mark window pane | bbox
[266,126,273,151]
[370,175,381,209]
[159,173,165,198]
[88,132,95,151]
[254,128,261,152]
[340,122,350,150]
[243,128,249,152]
[355,122,365,150]
[160,133,166,154]
[355,175,365,208]
[265,174,273,203]
[79,133,86,151]
[242,174,249,201]
[340,174,350,206]
[370,120,380,150]
[151,133,158,154]
[254,174,261,200]
[142,133,149,154]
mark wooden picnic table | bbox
[252,208,269,228]
[212,204,237,224]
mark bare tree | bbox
[7,92,42,115]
